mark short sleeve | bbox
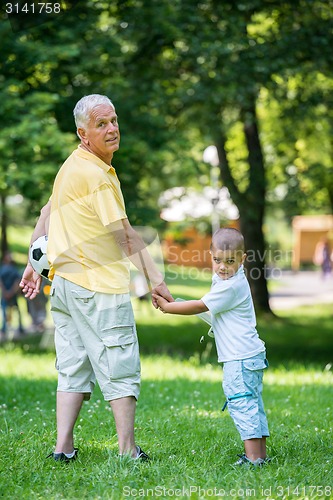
[202,285,237,315]
[91,184,127,226]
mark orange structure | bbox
[163,223,239,269]
[292,215,333,270]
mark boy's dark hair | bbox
[211,228,245,252]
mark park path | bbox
[269,270,333,311]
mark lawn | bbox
[0,246,333,498]
[0,349,332,499]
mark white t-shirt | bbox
[201,266,265,363]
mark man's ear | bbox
[242,252,247,264]
[77,127,87,142]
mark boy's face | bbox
[210,245,246,280]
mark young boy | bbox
[153,227,269,466]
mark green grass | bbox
[1,300,333,498]
[1,236,333,498]
[0,351,332,499]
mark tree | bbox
[111,0,333,311]
[1,0,333,312]
[0,9,82,256]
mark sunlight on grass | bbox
[142,355,221,382]
[0,349,55,379]
[265,365,333,386]
[141,354,333,387]
[2,350,332,387]
[168,284,210,300]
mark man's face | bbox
[210,245,246,280]
[78,104,120,164]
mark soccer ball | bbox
[29,235,50,279]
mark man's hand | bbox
[20,263,42,300]
[152,293,170,313]
[151,281,174,309]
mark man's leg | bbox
[54,391,85,454]
[110,396,137,457]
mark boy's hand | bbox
[152,293,169,313]
[151,281,174,309]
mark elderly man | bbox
[20,94,173,462]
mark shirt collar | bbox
[77,145,116,174]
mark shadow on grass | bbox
[2,305,333,367]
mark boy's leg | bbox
[55,391,85,454]
[223,355,269,462]
[261,436,267,458]
[244,437,266,462]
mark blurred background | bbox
[1,0,333,345]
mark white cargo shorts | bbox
[50,275,141,401]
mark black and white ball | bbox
[29,235,50,279]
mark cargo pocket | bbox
[243,357,268,372]
[71,289,96,302]
[102,326,140,379]
[241,356,268,401]
[70,288,96,316]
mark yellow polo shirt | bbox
[47,146,130,293]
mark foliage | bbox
[1,0,332,218]
[1,0,333,308]
[261,72,333,220]
[104,0,333,309]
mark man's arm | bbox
[29,200,51,244]
[109,218,174,307]
[20,201,51,299]
[152,294,208,315]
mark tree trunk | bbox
[215,101,272,314]
[240,103,271,313]
[239,216,271,313]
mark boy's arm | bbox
[153,294,208,315]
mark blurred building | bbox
[292,215,333,270]
[159,186,239,268]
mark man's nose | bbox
[107,121,118,132]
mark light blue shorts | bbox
[50,276,141,402]
[222,352,269,441]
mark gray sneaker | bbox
[119,445,150,461]
[47,448,78,462]
[234,453,266,467]
[135,445,150,461]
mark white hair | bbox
[73,94,114,130]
